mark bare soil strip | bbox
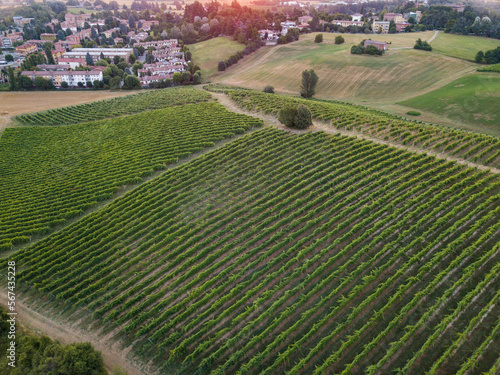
[210,91,500,174]
[0,289,149,375]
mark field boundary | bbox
[209,90,500,174]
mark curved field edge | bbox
[3,128,500,374]
[190,37,246,80]
[215,32,475,102]
[12,87,212,126]
[0,102,263,251]
[205,85,500,169]
[398,73,500,136]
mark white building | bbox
[352,13,363,22]
[62,48,133,63]
[21,70,104,88]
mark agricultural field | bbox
[0,101,262,250]
[430,32,500,61]
[207,85,500,168]
[217,32,474,101]
[399,73,500,136]
[14,87,211,126]
[7,127,500,375]
[190,37,246,80]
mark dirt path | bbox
[210,91,500,174]
[0,289,150,375]
[428,30,439,44]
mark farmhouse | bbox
[363,39,389,51]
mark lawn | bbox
[190,37,245,80]
[430,32,500,61]
[218,33,474,101]
[399,73,500,135]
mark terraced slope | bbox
[0,102,262,250]
[13,87,211,126]
[9,128,500,375]
[206,86,500,169]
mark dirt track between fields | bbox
[210,90,500,174]
[0,289,149,375]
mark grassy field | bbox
[430,32,500,61]
[217,32,474,101]
[399,73,500,136]
[190,37,245,80]
[8,127,500,375]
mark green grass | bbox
[218,34,473,101]
[190,37,245,80]
[399,73,500,135]
[430,32,500,61]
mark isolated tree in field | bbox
[278,104,312,129]
[300,69,318,98]
[335,35,345,44]
[414,38,432,51]
[314,34,323,43]
[263,85,274,93]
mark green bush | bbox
[335,35,345,44]
[315,34,323,43]
[406,111,421,116]
[278,104,312,129]
[263,85,274,93]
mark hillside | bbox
[0,99,262,250]
[430,32,500,61]
[190,37,246,80]
[399,73,500,136]
[7,126,500,375]
[207,86,500,169]
[216,32,474,101]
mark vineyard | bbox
[206,85,500,168]
[13,87,211,126]
[7,128,500,374]
[0,102,262,250]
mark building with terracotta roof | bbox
[15,43,38,55]
[373,21,390,33]
[41,33,57,41]
[363,39,389,51]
